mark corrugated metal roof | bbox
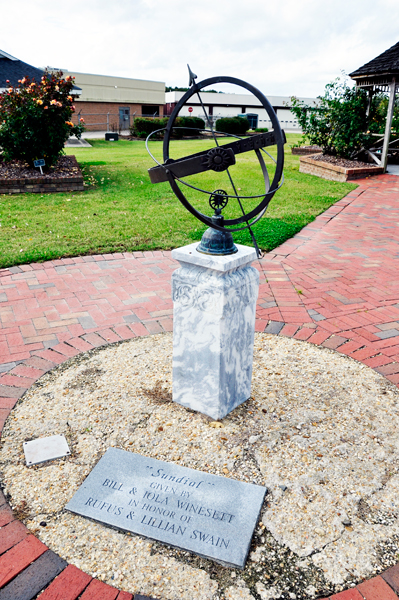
[350,41,399,78]
[165,90,317,108]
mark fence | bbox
[73,112,160,132]
[73,111,301,133]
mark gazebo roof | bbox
[349,41,399,172]
[350,41,399,89]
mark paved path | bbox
[1,174,399,598]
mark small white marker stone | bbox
[23,435,70,466]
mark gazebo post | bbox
[366,89,373,117]
[350,42,399,172]
[381,77,397,172]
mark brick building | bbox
[60,70,165,131]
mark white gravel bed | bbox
[1,332,399,600]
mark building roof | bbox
[165,90,317,109]
[62,70,164,104]
[350,42,399,87]
[0,49,45,88]
[0,50,81,93]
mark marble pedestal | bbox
[171,243,259,420]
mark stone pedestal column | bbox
[171,243,259,420]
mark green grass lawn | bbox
[0,134,356,268]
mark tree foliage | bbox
[165,86,223,93]
[367,93,399,135]
[291,77,375,159]
[0,71,84,167]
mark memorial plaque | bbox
[66,448,266,568]
[24,434,70,466]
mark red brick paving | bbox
[2,175,399,597]
[79,578,119,600]
[0,503,16,528]
[383,564,399,594]
[0,520,28,555]
[117,592,134,600]
[329,590,363,600]
[0,535,47,587]
[38,564,92,600]
[357,575,399,599]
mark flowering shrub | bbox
[0,71,85,167]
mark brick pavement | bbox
[1,173,399,597]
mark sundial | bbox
[147,66,286,256]
[147,68,285,420]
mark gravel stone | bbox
[1,332,399,600]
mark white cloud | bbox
[2,0,399,97]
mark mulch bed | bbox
[0,155,84,194]
[291,145,322,153]
[0,155,81,180]
[311,154,380,169]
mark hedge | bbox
[131,116,206,139]
[215,117,250,135]
[130,117,168,138]
[174,116,205,137]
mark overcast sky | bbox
[2,0,399,98]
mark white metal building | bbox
[165,91,317,130]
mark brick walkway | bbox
[1,173,399,598]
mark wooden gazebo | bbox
[350,41,399,171]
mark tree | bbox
[291,77,373,159]
[367,92,399,135]
[0,70,84,167]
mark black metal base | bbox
[196,215,238,256]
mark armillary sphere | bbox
[146,67,286,256]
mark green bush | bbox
[367,93,399,135]
[215,117,250,135]
[175,116,205,137]
[131,117,169,138]
[290,77,373,159]
[132,115,205,139]
[255,127,269,133]
[0,71,84,167]
[169,116,205,138]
